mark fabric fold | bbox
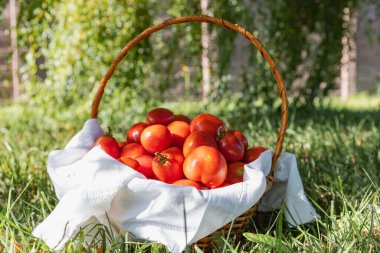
[259,152,320,226]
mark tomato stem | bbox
[105,127,113,136]
[217,126,225,140]
[154,152,167,164]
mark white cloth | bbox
[33,119,319,252]
[259,152,320,226]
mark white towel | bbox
[33,119,319,252]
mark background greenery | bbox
[8,0,379,113]
[0,0,379,252]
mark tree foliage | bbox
[5,0,379,114]
[0,0,7,22]
[240,0,360,107]
[19,0,155,111]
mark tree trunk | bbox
[340,7,357,101]
[201,0,211,102]
[9,0,19,101]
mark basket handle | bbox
[90,15,288,176]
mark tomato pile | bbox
[95,108,267,189]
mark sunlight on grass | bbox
[322,93,380,111]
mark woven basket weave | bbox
[90,15,288,252]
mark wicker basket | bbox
[90,15,288,252]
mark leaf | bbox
[193,245,204,253]
[243,233,293,253]
[276,202,285,252]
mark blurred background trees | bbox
[0,0,379,114]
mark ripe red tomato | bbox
[161,147,184,164]
[95,134,120,159]
[140,125,173,153]
[182,131,217,157]
[172,179,201,189]
[173,114,191,124]
[126,122,149,143]
[244,146,267,163]
[135,155,154,178]
[120,143,148,159]
[118,141,127,149]
[118,157,140,171]
[146,108,174,125]
[150,176,160,181]
[218,133,245,162]
[152,152,184,183]
[227,130,248,150]
[190,113,225,139]
[167,121,190,148]
[183,146,227,188]
[226,162,245,184]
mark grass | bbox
[0,94,379,252]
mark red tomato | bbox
[173,114,191,124]
[226,162,245,184]
[152,152,184,183]
[135,155,154,178]
[183,146,227,188]
[126,122,149,143]
[227,130,248,150]
[161,147,184,164]
[120,143,148,159]
[183,131,218,157]
[118,141,127,149]
[190,113,225,139]
[95,134,120,159]
[146,108,174,125]
[218,133,245,162]
[140,125,173,154]
[118,157,140,171]
[244,146,267,163]
[167,121,190,148]
[172,179,201,189]
[150,176,160,181]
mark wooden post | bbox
[340,7,357,101]
[9,0,19,101]
[201,0,211,102]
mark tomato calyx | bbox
[154,152,169,164]
[105,126,113,137]
[216,126,226,140]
